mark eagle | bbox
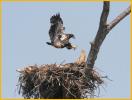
[46,13,77,50]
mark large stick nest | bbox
[17,50,104,99]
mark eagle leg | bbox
[66,43,77,50]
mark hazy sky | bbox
[2,2,130,98]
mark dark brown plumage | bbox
[46,13,77,50]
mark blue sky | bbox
[2,2,130,98]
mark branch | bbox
[87,1,131,69]
[87,1,110,68]
[107,6,131,31]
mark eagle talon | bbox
[46,42,52,45]
[72,45,77,50]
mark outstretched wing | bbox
[49,13,64,42]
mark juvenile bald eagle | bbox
[46,13,77,50]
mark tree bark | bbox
[87,1,131,69]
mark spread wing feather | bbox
[49,13,64,42]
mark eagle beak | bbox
[70,34,75,39]
[68,34,75,39]
[72,35,75,39]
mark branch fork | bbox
[87,1,131,68]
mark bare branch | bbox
[87,1,131,69]
[108,6,131,31]
[87,1,110,68]
[99,1,110,28]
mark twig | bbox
[62,84,76,98]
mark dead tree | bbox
[17,1,131,99]
[87,1,131,69]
